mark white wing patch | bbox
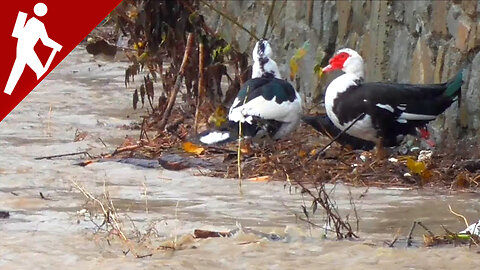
[199,131,230,144]
[376,103,394,113]
[228,95,302,124]
[399,112,436,120]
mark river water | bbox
[1,47,479,269]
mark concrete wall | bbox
[203,0,480,144]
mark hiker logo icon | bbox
[4,3,62,95]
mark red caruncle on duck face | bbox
[323,52,350,72]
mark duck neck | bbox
[342,58,365,80]
[252,56,281,79]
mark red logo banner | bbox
[0,0,122,123]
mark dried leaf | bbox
[312,201,318,215]
[301,205,309,218]
[145,76,154,99]
[208,106,227,127]
[183,142,205,155]
[74,130,88,142]
[454,172,469,188]
[406,158,427,175]
[139,84,145,106]
[133,89,139,110]
[193,229,231,239]
[247,176,271,182]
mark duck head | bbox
[253,39,273,60]
[323,48,365,79]
[251,39,281,79]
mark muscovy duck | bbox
[321,48,463,155]
[199,40,302,145]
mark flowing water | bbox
[1,47,479,269]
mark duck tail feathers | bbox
[198,129,237,145]
[445,69,463,99]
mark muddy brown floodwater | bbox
[1,47,480,269]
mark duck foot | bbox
[375,139,389,160]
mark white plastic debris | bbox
[410,146,420,152]
[76,208,90,220]
[403,172,412,177]
[388,157,398,163]
[417,150,433,162]
[359,155,367,162]
[460,219,480,236]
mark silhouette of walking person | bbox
[4,3,62,95]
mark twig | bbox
[295,181,358,239]
[448,204,469,228]
[142,178,148,215]
[205,145,237,154]
[70,180,127,241]
[268,0,287,37]
[110,144,142,157]
[280,202,336,233]
[199,0,260,41]
[310,113,366,160]
[194,41,205,134]
[98,137,108,148]
[237,123,242,180]
[35,151,93,160]
[348,188,360,233]
[262,0,276,39]
[386,228,400,247]
[158,33,195,130]
[237,85,251,183]
[406,221,416,247]
[417,221,435,237]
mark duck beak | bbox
[322,64,334,73]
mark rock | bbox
[336,0,352,42]
[389,26,414,82]
[455,16,473,52]
[410,37,434,84]
[461,1,477,17]
[433,45,446,83]
[465,52,480,131]
[431,1,448,37]
[447,4,462,39]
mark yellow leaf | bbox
[183,142,205,155]
[314,64,323,79]
[289,59,299,81]
[298,150,306,158]
[289,41,310,80]
[208,106,227,127]
[406,158,426,174]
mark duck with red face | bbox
[321,48,463,157]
